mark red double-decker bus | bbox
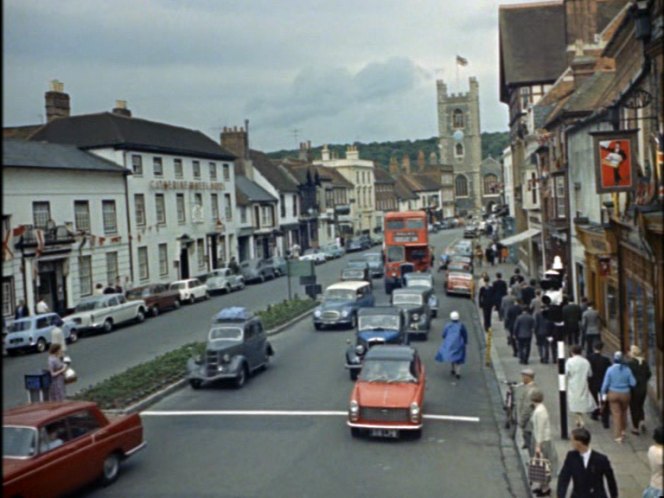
[383,210,431,293]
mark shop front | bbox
[575,224,620,351]
[613,211,662,411]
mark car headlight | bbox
[341,309,350,318]
[410,402,421,422]
[355,344,365,356]
[222,353,231,363]
[349,400,359,421]
[412,313,420,321]
[194,354,203,364]
[314,309,322,318]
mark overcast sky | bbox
[3,0,536,152]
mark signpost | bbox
[285,260,315,300]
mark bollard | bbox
[558,339,568,439]
[485,327,492,367]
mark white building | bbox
[2,139,130,317]
[315,145,375,235]
[29,100,238,284]
[502,145,515,217]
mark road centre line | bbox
[140,410,480,423]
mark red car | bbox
[3,401,145,498]
[126,283,181,317]
[347,345,426,439]
[444,261,475,298]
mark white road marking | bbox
[140,409,480,423]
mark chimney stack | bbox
[45,80,70,122]
[346,145,359,161]
[321,144,330,161]
[402,154,411,174]
[298,141,313,162]
[389,156,399,176]
[570,55,596,89]
[112,99,132,117]
[220,124,249,161]
[417,150,426,171]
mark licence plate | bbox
[370,429,398,438]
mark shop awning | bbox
[500,228,541,246]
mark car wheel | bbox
[103,319,114,333]
[151,306,160,317]
[350,314,357,329]
[350,428,362,438]
[189,379,202,390]
[101,452,121,486]
[68,330,79,343]
[350,369,358,381]
[173,299,181,309]
[260,273,266,283]
[136,310,146,323]
[188,295,195,305]
[35,338,47,354]
[234,365,248,388]
[225,285,232,294]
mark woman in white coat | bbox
[565,344,596,427]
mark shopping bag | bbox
[528,456,551,484]
[64,366,77,384]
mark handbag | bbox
[528,456,551,484]
[64,366,77,384]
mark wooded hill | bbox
[266,132,510,168]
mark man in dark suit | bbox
[505,301,523,358]
[557,428,618,498]
[520,278,537,307]
[562,297,583,346]
[587,341,611,429]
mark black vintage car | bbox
[344,307,406,380]
[391,287,433,341]
[187,307,274,389]
[343,260,371,284]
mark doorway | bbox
[179,247,190,279]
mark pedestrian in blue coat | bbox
[435,311,468,379]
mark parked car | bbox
[126,284,181,316]
[321,243,345,259]
[186,307,274,389]
[197,268,245,294]
[169,278,209,304]
[363,252,384,278]
[370,233,384,246]
[299,248,327,265]
[463,224,479,239]
[346,238,364,252]
[265,256,287,276]
[345,307,406,380]
[427,223,439,234]
[347,345,425,439]
[391,287,433,340]
[4,313,78,355]
[358,234,372,250]
[403,272,439,317]
[67,294,148,334]
[313,281,375,330]
[238,259,276,283]
[3,400,145,497]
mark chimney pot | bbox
[45,80,70,122]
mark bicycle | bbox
[503,380,522,438]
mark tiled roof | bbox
[3,125,43,140]
[373,166,395,184]
[400,173,441,192]
[249,150,299,193]
[235,175,277,203]
[3,139,127,174]
[563,71,616,114]
[29,112,236,160]
[499,1,567,102]
[394,176,419,200]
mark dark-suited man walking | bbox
[557,428,618,498]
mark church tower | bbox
[437,77,482,214]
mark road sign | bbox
[299,275,316,286]
[287,260,314,277]
[305,284,322,299]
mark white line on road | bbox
[140,410,480,423]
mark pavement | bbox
[475,256,657,498]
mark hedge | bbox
[71,297,316,409]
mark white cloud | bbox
[3,0,523,151]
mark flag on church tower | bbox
[456,55,468,67]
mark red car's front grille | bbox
[359,407,409,422]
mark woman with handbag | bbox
[530,389,555,496]
[47,343,67,402]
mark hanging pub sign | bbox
[591,129,638,193]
